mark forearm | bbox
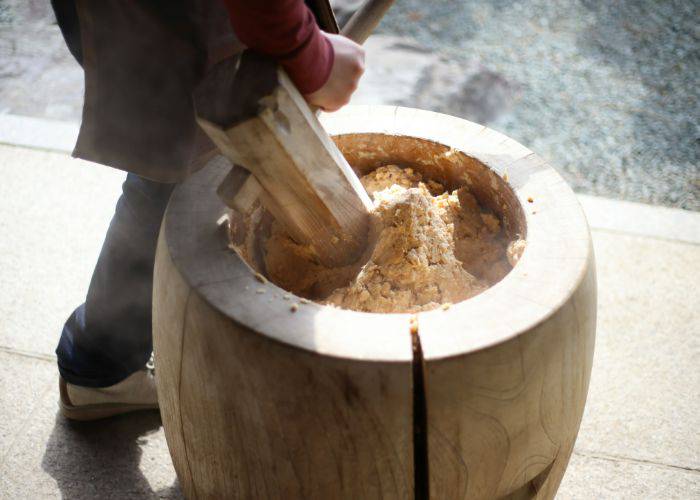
[221,0,334,94]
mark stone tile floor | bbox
[0,136,698,498]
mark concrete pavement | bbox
[0,116,698,498]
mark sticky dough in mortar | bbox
[230,165,525,313]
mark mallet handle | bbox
[341,0,395,45]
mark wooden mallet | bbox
[196,0,394,267]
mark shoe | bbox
[59,365,159,421]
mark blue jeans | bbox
[56,174,175,387]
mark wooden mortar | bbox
[153,105,597,499]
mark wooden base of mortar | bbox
[153,106,596,499]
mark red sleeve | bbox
[222,0,335,94]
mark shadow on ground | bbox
[41,410,183,499]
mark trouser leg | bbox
[56,173,175,387]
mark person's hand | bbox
[304,33,365,112]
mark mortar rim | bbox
[163,105,591,362]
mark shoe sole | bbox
[59,399,159,421]
[59,377,159,421]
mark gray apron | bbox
[55,0,337,183]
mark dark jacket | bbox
[52,0,337,183]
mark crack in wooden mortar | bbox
[411,315,429,500]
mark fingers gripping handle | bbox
[220,0,394,214]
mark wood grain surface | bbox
[154,206,413,499]
[153,106,596,499]
[197,66,372,267]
